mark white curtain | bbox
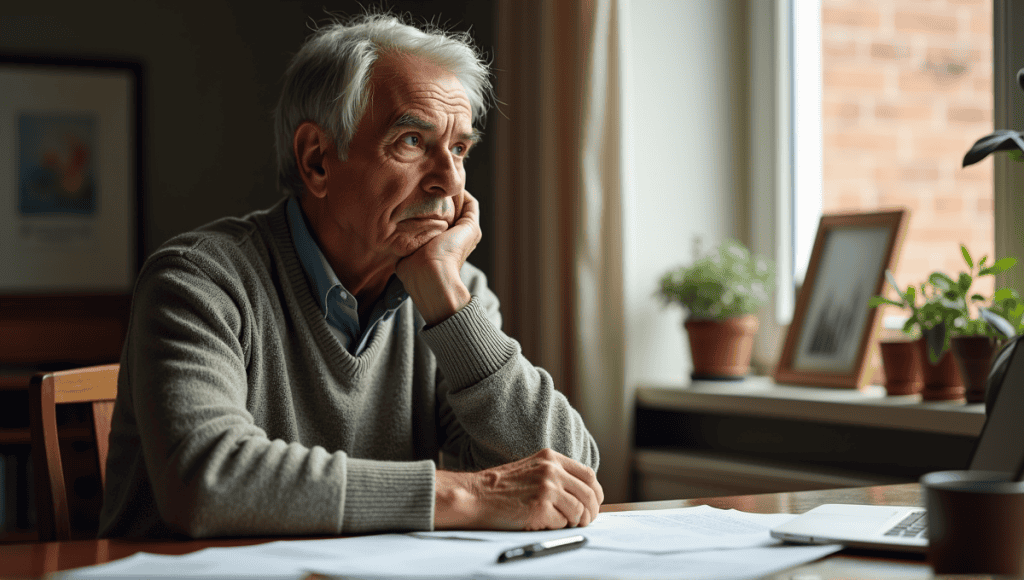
[494,0,631,502]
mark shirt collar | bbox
[285,195,409,323]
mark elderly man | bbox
[98,13,601,538]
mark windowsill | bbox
[636,376,985,437]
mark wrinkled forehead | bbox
[367,52,473,127]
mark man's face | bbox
[319,52,477,261]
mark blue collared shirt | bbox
[286,196,409,356]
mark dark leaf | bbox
[962,130,1024,167]
[958,272,973,293]
[925,323,946,364]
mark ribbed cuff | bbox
[341,458,436,533]
[420,297,519,389]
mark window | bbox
[795,0,995,329]
[747,0,1020,373]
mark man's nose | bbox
[422,148,462,197]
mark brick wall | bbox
[821,0,994,308]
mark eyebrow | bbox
[393,113,483,144]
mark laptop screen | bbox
[967,335,1024,479]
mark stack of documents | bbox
[56,505,842,580]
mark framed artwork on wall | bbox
[0,55,144,366]
[774,210,907,389]
[0,55,143,294]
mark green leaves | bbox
[994,287,1017,302]
[868,244,1022,348]
[658,239,775,320]
[868,296,903,308]
[962,245,974,269]
[929,272,954,292]
[979,257,1017,277]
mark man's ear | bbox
[293,121,332,199]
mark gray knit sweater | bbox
[98,199,599,538]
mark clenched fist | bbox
[434,448,604,530]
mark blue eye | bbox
[451,144,466,156]
[402,134,420,147]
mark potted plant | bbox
[934,247,1020,403]
[868,272,924,396]
[658,239,774,380]
[869,246,1018,401]
[914,246,1017,402]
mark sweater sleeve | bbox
[122,253,435,538]
[421,267,599,473]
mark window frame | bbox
[993,0,1024,296]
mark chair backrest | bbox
[29,364,119,541]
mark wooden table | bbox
[0,483,959,579]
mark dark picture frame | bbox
[775,210,907,389]
[0,55,143,294]
[0,55,144,366]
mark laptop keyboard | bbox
[883,511,928,539]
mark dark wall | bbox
[0,0,496,279]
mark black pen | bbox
[496,535,588,564]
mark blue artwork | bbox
[18,114,98,215]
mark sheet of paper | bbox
[54,506,843,580]
[51,550,314,580]
[469,544,843,580]
[414,504,803,553]
[50,535,428,580]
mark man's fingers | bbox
[548,487,587,529]
[532,450,599,528]
[552,452,605,508]
[458,449,602,532]
[459,190,479,221]
[558,468,599,527]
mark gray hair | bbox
[273,13,493,196]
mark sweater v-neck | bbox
[261,200,410,379]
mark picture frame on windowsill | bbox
[774,210,907,390]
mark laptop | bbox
[769,336,1024,553]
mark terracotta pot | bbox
[878,340,923,396]
[950,336,1000,404]
[684,315,759,380]
[916,337,966,402]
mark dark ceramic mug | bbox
[921,470,1024,575]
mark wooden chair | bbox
[29,364,119,541]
